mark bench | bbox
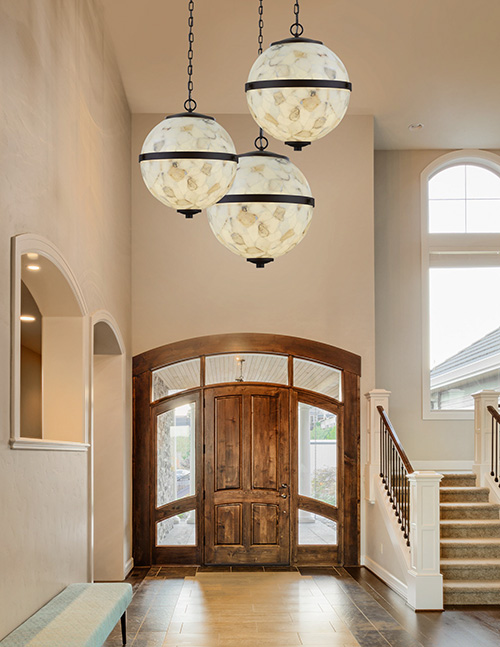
[0,583,133,647]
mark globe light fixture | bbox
[245,0,352,151]
[207,137,314,268]
[139,0,237,217]
[207,0,315,268]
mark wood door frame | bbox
[133,333,361,567]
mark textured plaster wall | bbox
[132,113,375,395]
[374,149,499,463]
[0,0,131,638]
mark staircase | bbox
[440,473,500,604]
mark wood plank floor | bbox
[104,566,500,647]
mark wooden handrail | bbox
[487,405,500,424]
[377,405,414,475]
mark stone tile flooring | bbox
[104,566,500,647]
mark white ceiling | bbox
[101,0,500,150]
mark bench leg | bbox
[120,612,127,645]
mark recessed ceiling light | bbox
[20,315,36,322]
[27,264,40,271]
[408,123,424,131]
[26,252,39,260]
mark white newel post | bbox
[406,471,443,610]
[473,390,500,485]
[364,389,391,502]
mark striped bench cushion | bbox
[0,583,132,647]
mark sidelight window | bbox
[156,403,196,507]
[157,511,196,546]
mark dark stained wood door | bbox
[204,385,290,565]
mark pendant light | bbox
[139,0,237,217]
[207,1,314,268]
[245,0,352,151]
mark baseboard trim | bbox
[361,555,408,601]
[124,557,134,577]
[412,460,473,472]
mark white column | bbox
[406,471,443,611]
[472,390,500,484]
[364,389,391,502]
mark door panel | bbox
[251,395,279,490]
[215,396,242,490]
[252,504,279,545]
[216,504,242,545]
[204,385,290,565]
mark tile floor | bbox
[104,566,500,647]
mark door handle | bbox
[278,483,288,499]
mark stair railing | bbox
[487,405,500,487]
[377,405,414,546]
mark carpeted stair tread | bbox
[443,580,500,591]
[440,473,477,488]
[441,519,500,526]
[441,557,500,566]
[440,502,499,507]
[440,519,500,538]
[439,486,490,502]
[441,537,500,545]
[440,502,500,519]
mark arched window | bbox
[422,153,500,418]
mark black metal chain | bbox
[184,0,197,112]
[290,0,304,37]
[258,0,264,55]
[254,0,269,151]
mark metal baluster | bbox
[496,417,499,483]
[398,455,403,524]
[385,425,389,491]
[380,417,384,481]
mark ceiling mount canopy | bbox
[245,0,352,151]
[138,0,237,218]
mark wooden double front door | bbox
[204,385,290,565]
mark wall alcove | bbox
[133,333,361,567]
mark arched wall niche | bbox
[11,234,90,451]
[91,311,132,581]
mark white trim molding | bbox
[10,438,90,452]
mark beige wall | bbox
[20,346,42,439]
[132,113,375,393]
[0,0,131,639]
[374,150,499,462]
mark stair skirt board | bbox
[440,473,500,605]
[362,555,408,601]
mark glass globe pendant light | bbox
[139,0,237,217]
[207,2,314,269]
[245,0,352,151]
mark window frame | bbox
[421,150,500,420]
